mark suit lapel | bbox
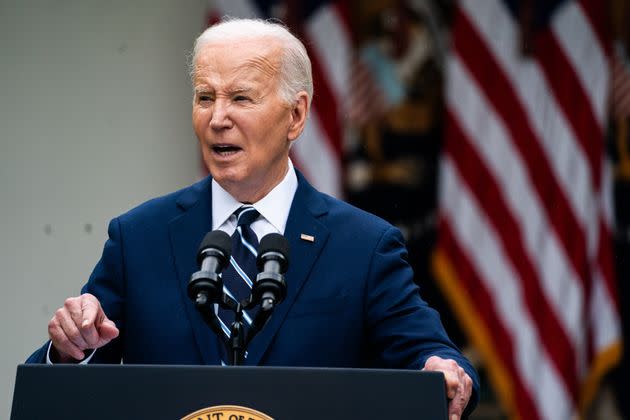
[245,173,330,365]
[168,177,220,365]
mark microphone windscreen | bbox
[198,230,231,260]
[258,233,289,264]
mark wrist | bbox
[49,345,79,364]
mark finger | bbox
[464,372,473,398]
[96,319,119,347]
[443,369,460,400]
[448,373,473,420]
[64,296,99,348]
[80,323,100,348]
[79,296,105,347]
[447,386,466,420]
[48,316,85,360]
[448,403,464,420]
[432,360,460,400]
[79,293,101,328]
[55,307,90,350]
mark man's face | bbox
[192,37,307,203]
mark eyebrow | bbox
[229,87,255,95]
[194,87,212,95]
[193,86,256,96]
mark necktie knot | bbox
[235,205,260,227]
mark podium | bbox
[11,364,448,419]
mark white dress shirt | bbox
[212,159,298,239]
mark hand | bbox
[48,293,119,362]
[422,355,473,420]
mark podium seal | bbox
[181,404,274,420]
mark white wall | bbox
[0,0,207,416]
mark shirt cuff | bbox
[46,341,96,364]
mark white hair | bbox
[190,18,313,107]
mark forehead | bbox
[193,37,283,87]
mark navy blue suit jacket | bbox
[27,172,478,404]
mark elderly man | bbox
[26,18,478,418]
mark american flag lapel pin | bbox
[300,233,315,242]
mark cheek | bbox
[192,110,209,136]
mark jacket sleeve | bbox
[365,225,480,412]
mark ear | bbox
[287,91,309,141]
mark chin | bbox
[213,172,249,189]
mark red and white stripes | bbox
[435,0,621,418]
[294,2,350,198]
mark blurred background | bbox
[1,0,629,419]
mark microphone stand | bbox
[228,303,245,366]
[192,292,277,366]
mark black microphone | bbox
[187,230,231,306]
[253,233,289,311]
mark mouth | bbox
[212,144,242,157]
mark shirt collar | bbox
[211,159,298,233]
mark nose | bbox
[209,98,232,130]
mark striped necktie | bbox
[218,205,260,340]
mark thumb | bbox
[96,318,119,347]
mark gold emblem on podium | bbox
[181,404,274,420]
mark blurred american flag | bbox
[433,0,622,418]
